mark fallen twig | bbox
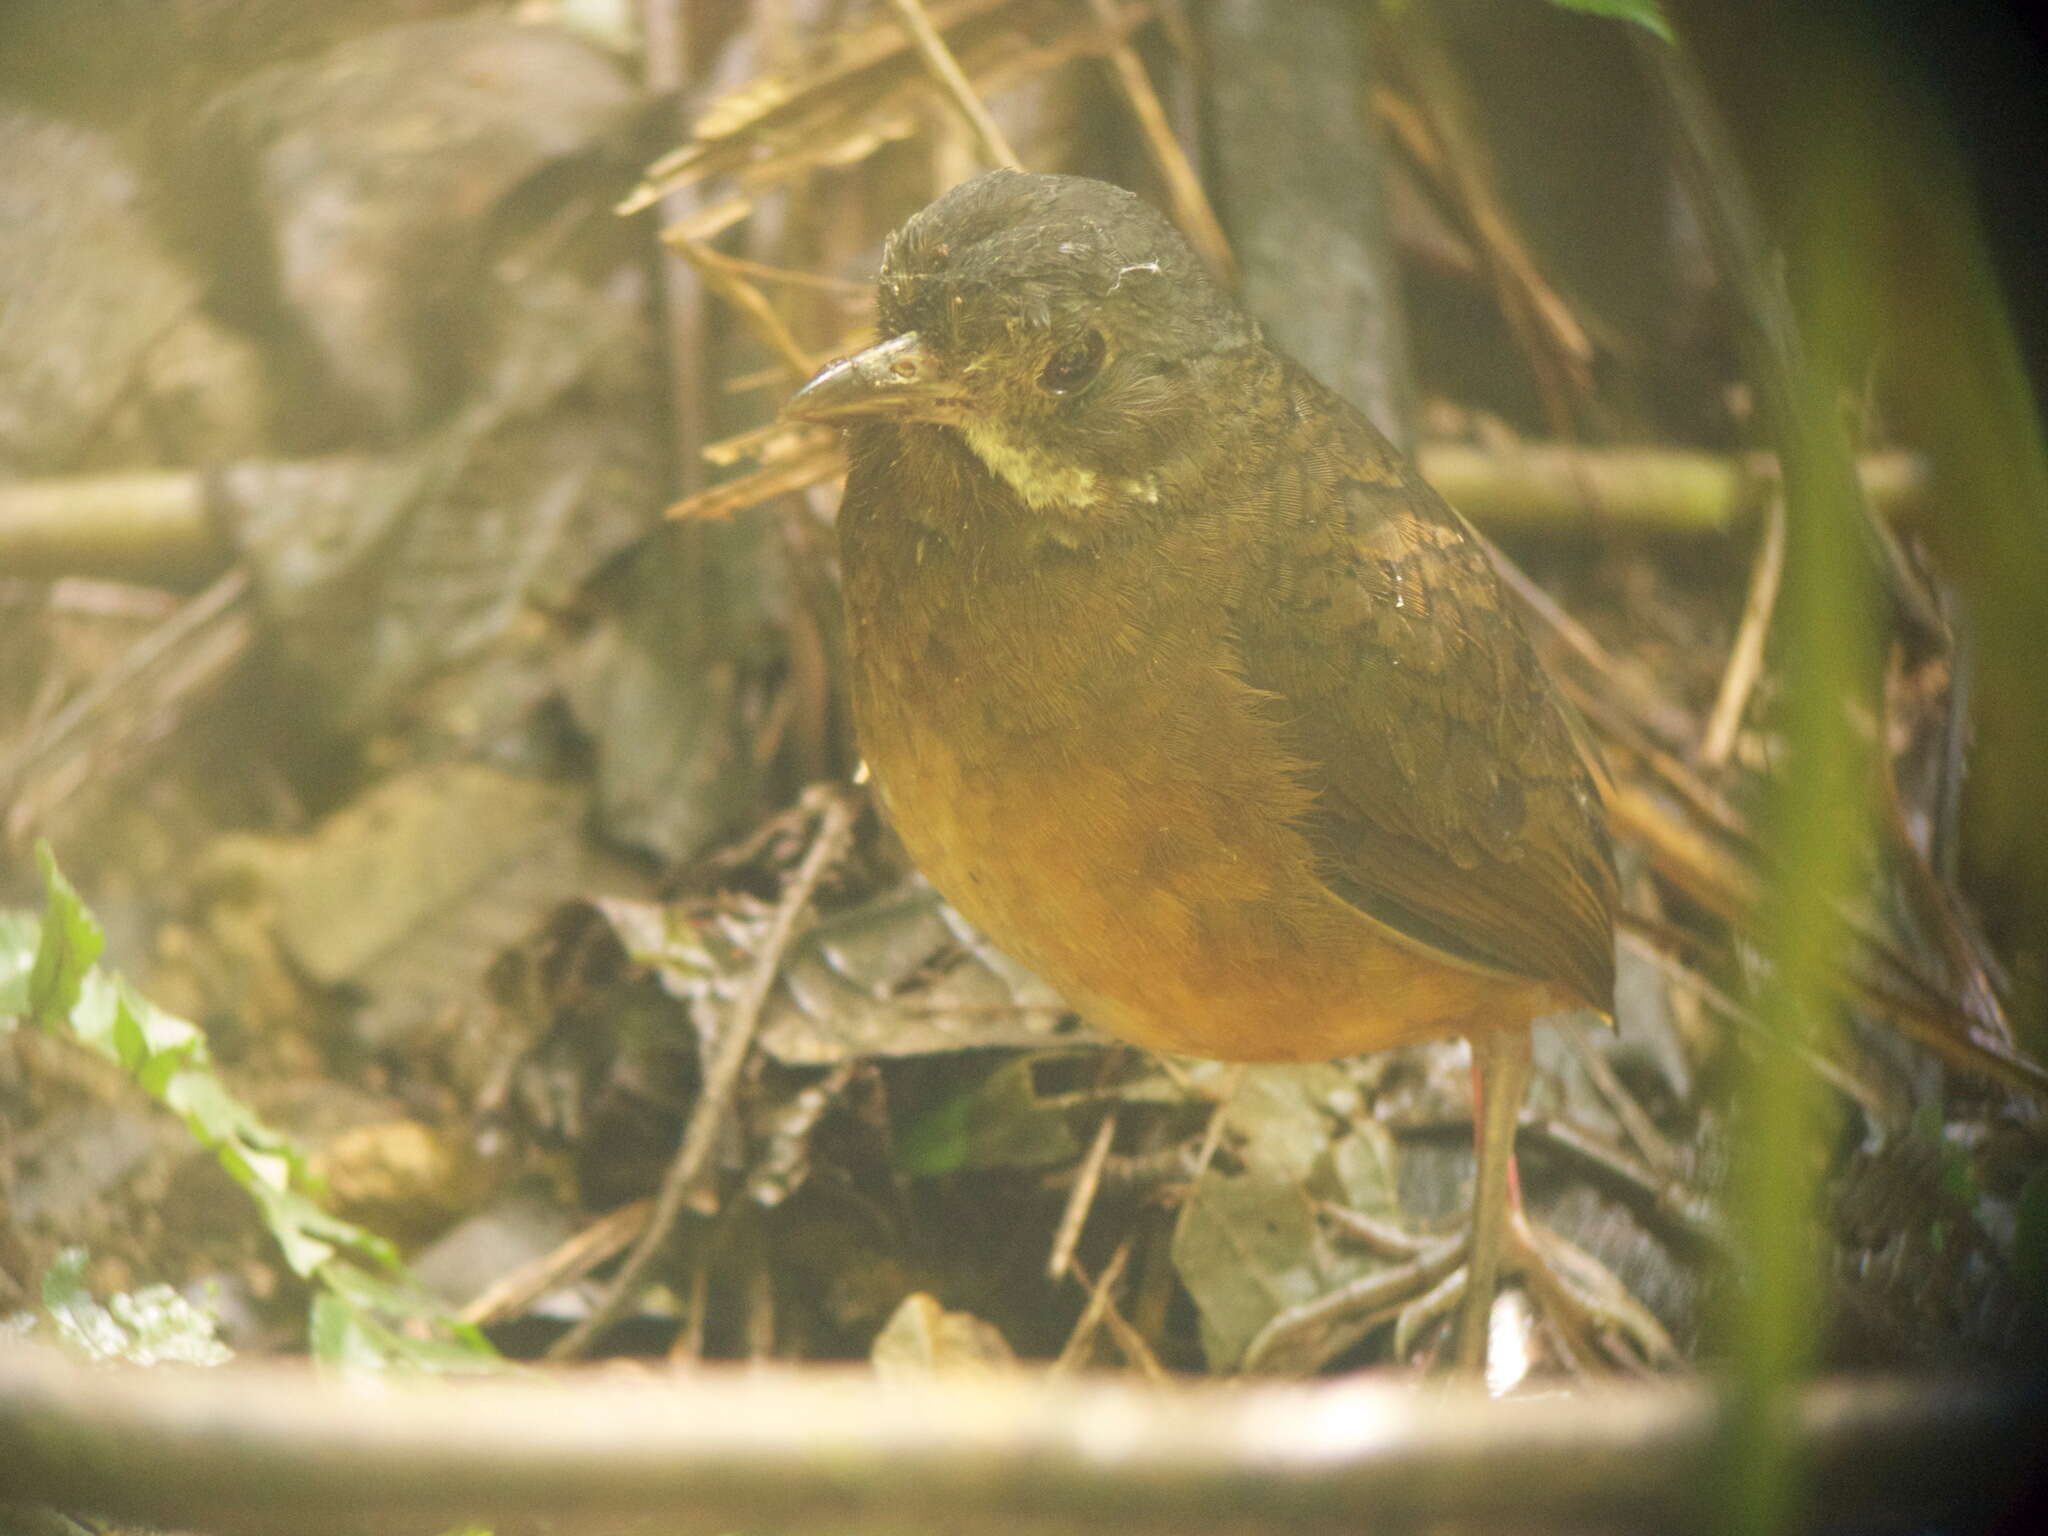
[1048,1105,1118,1282]
[1053,1240,1126,1372]
[0,468,221,582]
[549,785,858,1359]
[2,568,253,845]
[1701,494,1787,766]
[1559,1016,1681,1177]
[1068,1247,1169,1381]
[458,1198,652,1329]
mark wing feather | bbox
[1233,362,1618,1009]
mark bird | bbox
[787,168,1670,1373]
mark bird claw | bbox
[1239,1234,1461,1374]
[1393,1260,1467,1361]
[1440,1209,1679,1375]
[1241,1207,1678,1377]
[1517,1217,1681,1371]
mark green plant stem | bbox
[1641,30,1878,1536]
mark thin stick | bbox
[1422,442,1929,535]
[1051,1240,1129,1373]
[1701,494,1787,767]
[703,419,840,468]
[1614,794,2048,1104]
[1607,779,1762,922]
[549,786,857,1359]
[624,0,1025,210]
[1847,963,2048,1102]
[1186,1063,1241,1185]
[1319,1204,1434,1262]
[1243,1236,1464,1374]
[459,1198,652,1328]
[0,468,221,581]
[1877,657,2012,1043]
[670,1252,713,1362]
[1048,1107,1118,1282]
[1618,930,1893,1124]
[1477,529,1700,750]
[1524,1116,1726,1260]
[2,568,252,843]
[690,246,875,296]
[663,230,817,378]
[1068,1248,1169,1381]
[1375,27,1593,443]
[1,568,247,781]
[886,0,1023,170]
[1083,0,1236,285]
[647,434,1922,537]
[1559,673,1751,839]
[1559,1017,1680,1177]
[666,446,845,521]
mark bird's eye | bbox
[1038,330,1106,395]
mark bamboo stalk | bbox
[1420,442,1928,535]
[0,469,221,582]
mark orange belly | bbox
[861,693,1554,1064]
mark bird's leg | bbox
[1428,1025,1679,1377]
[1453,1026,1532,1370]
[1243,1025,1679,1376]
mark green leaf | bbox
[898,1087,971,1176]
[37,1247,92,1314]
[31,1248,232,1366]
[28,843,104,1026]
[112,987,152,1073]
[18,841,499,1373]
[898,1057,1080,1176]
[308,1290,384,1370]
[1545,0,1672,43]
[0,909,39,1020]
[312,1261,499,1371]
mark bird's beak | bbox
[783,332,967,426]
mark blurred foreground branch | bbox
[0,1343,2035,1535]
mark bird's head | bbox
[786,170,1256,512]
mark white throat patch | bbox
[958,419,1158,511]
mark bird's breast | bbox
[836,434,1546,1058]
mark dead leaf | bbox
[1172,1064,1404,1371]
[870,1291,1017,1376]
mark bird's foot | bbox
[1240,1203,1677,1378]
[1394,1204,1679,1377]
